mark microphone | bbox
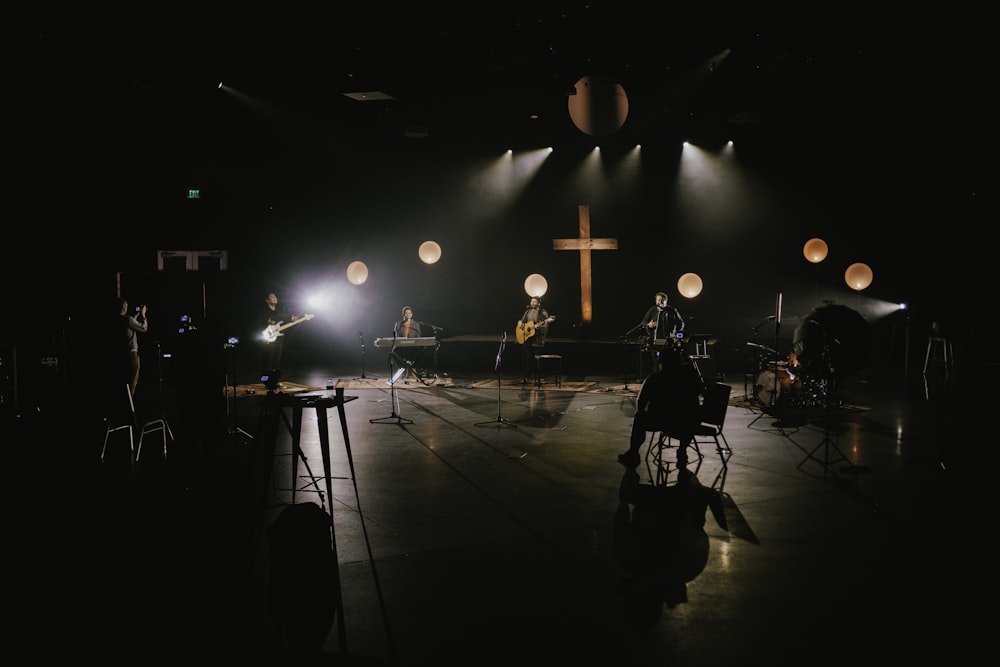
[357,331,364,337]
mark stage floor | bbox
[15,360,992,665]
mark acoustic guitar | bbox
[516,316,555,344]
[262,313,315,344]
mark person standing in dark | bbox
[516,296,555,384]
[119,297,148,397]
[638,291,685,377]
[618,347,703,468]
[639,291,685,344]
[259,292,300,379]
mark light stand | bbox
[353,331,376,380]
[224,337,254,441]
[370,335,413,425]
[476,332,516,428]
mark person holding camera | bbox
[119,297,148,396]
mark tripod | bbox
[224,339,254,440]
[476,333,516,428]
[370,343,413,425]
[353,330,376,380]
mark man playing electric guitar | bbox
[516,296,555,384]
[259,291,313,381]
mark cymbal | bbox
[746,342,779,355]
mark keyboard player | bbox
[392,306,425,380]
[638,291,685,378]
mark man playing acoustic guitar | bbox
[515,296,555,385]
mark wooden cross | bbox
[553,204,618,322]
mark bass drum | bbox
[792,303,871,379]
[754,364,803,407]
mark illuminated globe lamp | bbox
[845,263,873,291]
[346,261,369,286]
[524,273,548,298]
[677,273,704,298]
[567,74,629,137]
[803,238,829,264]
[419,241,442,264]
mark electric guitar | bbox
[516,316,555,344]
[262,313,315,344]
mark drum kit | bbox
[748,303,872,413]
[748,344,829,409]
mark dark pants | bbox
[523,344,544,381]
[127,351,141,396]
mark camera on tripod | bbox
[261,370,282,392]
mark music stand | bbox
[475,332,516,428]
[370,336,413,425]
[353,331,376,380]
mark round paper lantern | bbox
[567,74,629,137]
[803,238,828,263]
[346,260,369,286]
[845,263,873,291]
[524,273,548,298]
[677,273,703,298]
[419,241,442,264]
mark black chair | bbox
[692,382,733,492]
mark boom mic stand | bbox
[476,332,516,428]
[417,322,446,378]
[370,331,413,425]
[609,323,645,393]
[353,331,376,380]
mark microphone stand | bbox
[419,323,446,378]
[609,324,645,393]
[475,332,516,428]
[353,331,376,380]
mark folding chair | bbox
[692,382,734,492]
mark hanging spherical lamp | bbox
[346,260,369,286]
[677,272,703,298]
[524,273,548,298]
[845,263,873,291]
[419,241,442,264]
[803,238,828,263]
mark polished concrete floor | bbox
[14,350,994,666]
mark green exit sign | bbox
[187,189,201,199]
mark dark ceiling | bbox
[16,5,990,197]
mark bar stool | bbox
[923,322,953,374]
[534,354,562,387]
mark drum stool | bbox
[534,354,562,387]
[923,322,953,374]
